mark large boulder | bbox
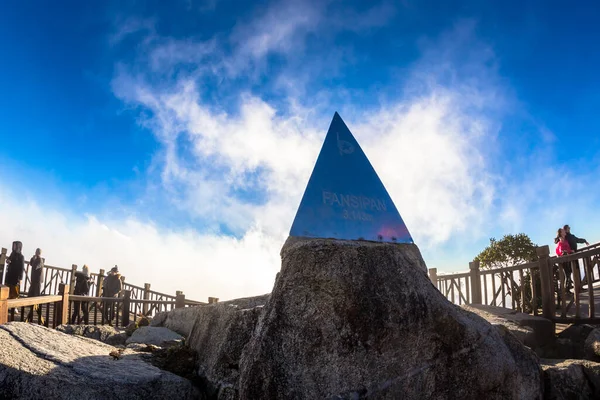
[152,294,269,338]
[585,328,600,362]
[57,324,127,346]
[542,359,600,399]
[238,238,543,399]
[187,301,264,399]
[126,326,184,347]
[0,322,198,399]
[462,304,554,350]
[152,295,267,399]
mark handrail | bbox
[7,295,62,308]
[69,295,177,305]
[552,246,600,263]
[479,261,540,274]
[4,243,210,307]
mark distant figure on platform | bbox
[25,248,45,324]
[5,241,24,300]
[564,224,589,252]
[556,228,574,293]
[72,264,93,324]
[102,266,122,325]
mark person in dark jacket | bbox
[5,241,24,300]
[71,264,93,324]
[25,248,45,324]
[102,266,122,324]
[564,225,589,252]
[564,224,591,288]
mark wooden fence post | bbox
[142,283,151,315]
[122,290,131,327]
[69,265,77,295]
[428,268,438,288]
[96,269,105,297]
[208,297,219,304]
[0,285,9,324]
[536,245,554,319]
[56,284,70,326]
[469,261,482,304]
[175,291,185,308]
[0,248,7,285]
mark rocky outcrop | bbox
[585,328,600,362]
[238,237,544,399]
[462,304,554,350]
[542,359,600,399]
[152,294,269,338]
[187,301,264,399]
[126,326,184,347]
[0,322,199,399]
[153,295,267,399]
[57,324,127,346]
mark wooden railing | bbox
[0,246,211,320]
[0,283,191,328]
[433,242,600,324]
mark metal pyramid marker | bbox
[290,112,413,243]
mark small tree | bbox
[475,234,538,269]
[474,234,540,313]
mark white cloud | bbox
[0,191,279,302]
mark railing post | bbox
[0,248,7,285]
[175,291,185,308]
[142,283,151,315]
[122,290,131,327]
[536,245,554,319]
[56,284,70,326]
[469,261,482,304]
[0,285,9,324]
[428,268,438,288]
[69,264,77,295]
[96,269,105,297]
[208,297,219,304]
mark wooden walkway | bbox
[561,281,600,321]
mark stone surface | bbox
[152,294,269,338]
[0,322,199,399]
[542,359,600,399]
[238,237,543,400]
[187,302,264,399]
[585,328,600,362]
[462,304,554,349]
[57,324,127,346]
[556,324,596,359]
[151,295,268,399]
[126,326,184,346]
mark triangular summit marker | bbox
[290,112,413,244]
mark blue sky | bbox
[1,0,599,300]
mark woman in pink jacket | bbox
[556,228,573,256]
[555,227,574,292]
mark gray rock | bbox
[151,295,267,399]
[187,302,263,399]
[126,326,184,346]
[0,322,199,399]
[151,308,201,337]
[105,332,128,346]
[151,311,168,327]
[151,294,269,338]
[57,324,126,345]
[462,304,554,349]
[556,324,596,359]
[542,359,600,399]
[585,328,600,362]
[238,237,543,400]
